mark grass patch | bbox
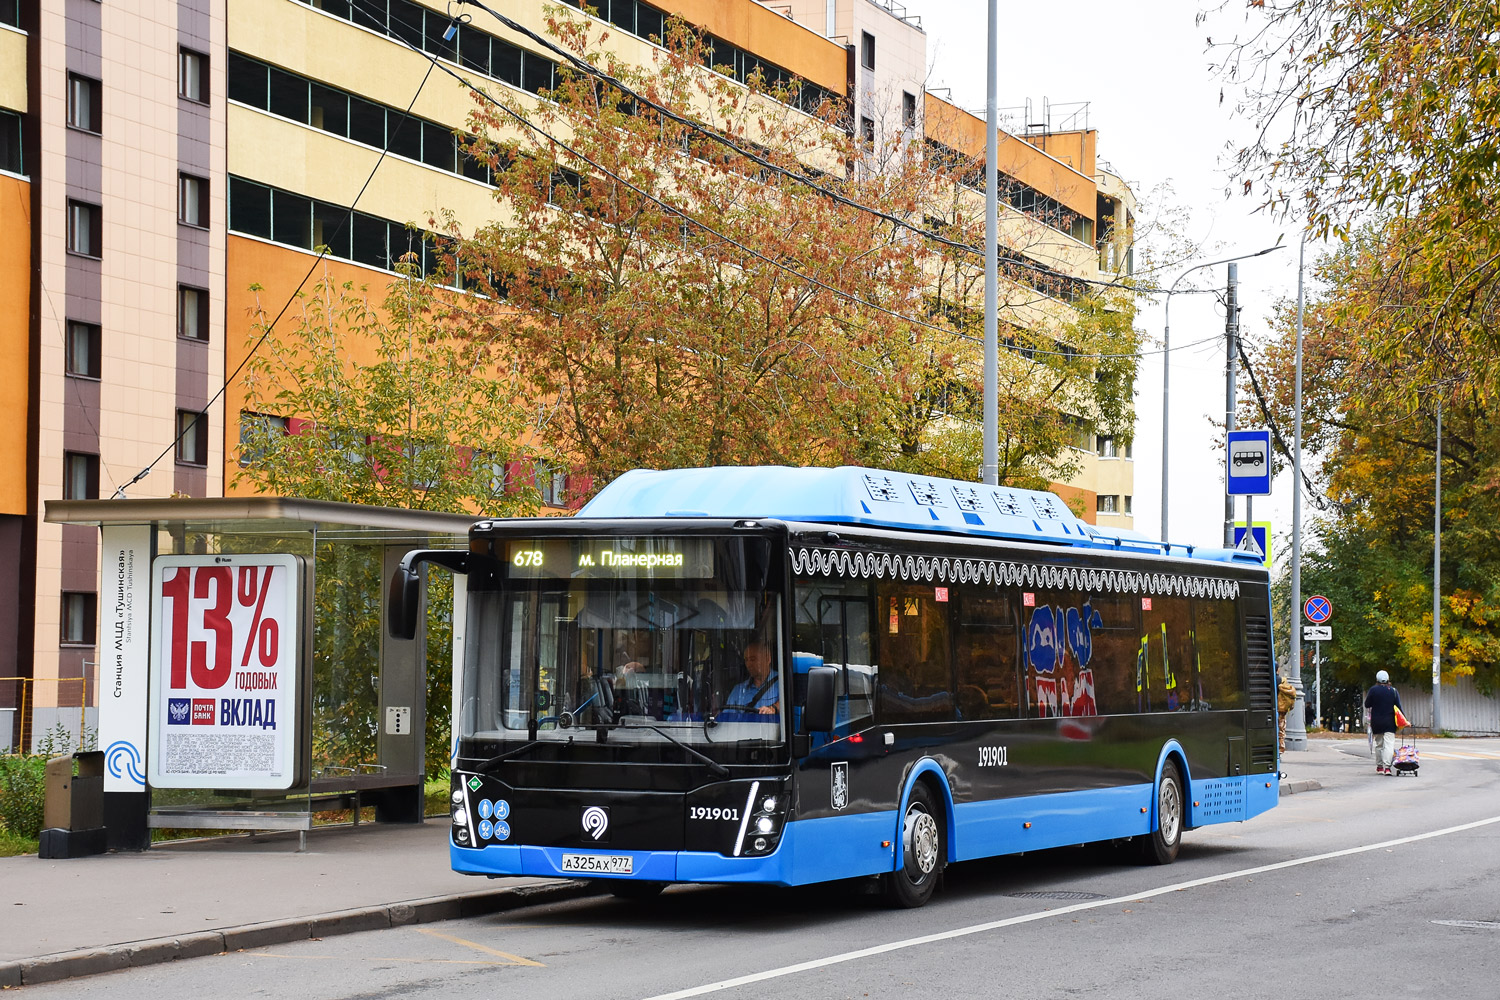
[425,775,450,818]
[0,825,38,857]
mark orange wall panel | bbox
[0,175,30,515]
[925,94,1097,221]
[222,236,401,495]
[664,1,847,94]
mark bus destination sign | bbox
[505,538,715,579]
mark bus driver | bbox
[724,640,779,720]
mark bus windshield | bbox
[462,535,784,747]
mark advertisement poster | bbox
[147,554,302,789]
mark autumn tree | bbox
[427,9,1140,491]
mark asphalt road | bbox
[26,740,1500,999]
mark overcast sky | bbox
[903,1,1317,559]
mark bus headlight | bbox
[761,796,778,813]
[755,816,774,834]
[453,808,468,827]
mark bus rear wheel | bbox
[1136,759,1184,865]
[883,783,944,908]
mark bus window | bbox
[954,589,1019,719]
[792,576,874,732]
[1085,594,1140,715]
[1140,596,1192,712]
[875,582,955,724]
[1193,598,1245,710]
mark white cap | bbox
[1376,670,1390,682]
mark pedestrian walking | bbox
[1363,670,1404,775]
[1277,674,1297,752]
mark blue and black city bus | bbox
[388,466,1279,907]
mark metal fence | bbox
[0,677,94,754]
[1393,675,1500,735]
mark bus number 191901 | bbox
[978,745,1009,767]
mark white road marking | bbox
[639,814,1500,1000]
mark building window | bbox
[536,462,567,506]
[1098,435,1117,458]
[179,47,208,104]
[0,109,20,174]
[176,410,208,466]
[902,91,916,129]
[1,0,20,29]
[861,31,875,71]
[179,173,209,228]
[64,451,99,500]
[859,116,874,149]
[61,592,97,646]
[238,411,288,466]
[178,285,209,340]
[67,200,101,257]
[1096,495,1118,515]
[67,73,102,134]
[66,320,101,379]
[1124,495,1134,515]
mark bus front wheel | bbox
[1136,759,1184,865]
[883,782,945,908]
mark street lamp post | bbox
[1286,233,1308,752]
[981,0,999,486]
[1159,244,1284,544]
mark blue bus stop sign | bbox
[1226,429,1272,495]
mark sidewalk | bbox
[0,820,602,988]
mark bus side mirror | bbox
[801,666,837,734]
[387,563,421,641]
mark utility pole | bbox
[1222,263,1239,548]
[981,0,998,486]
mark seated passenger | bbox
[721,640,779,722]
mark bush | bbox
[0,754,47,840]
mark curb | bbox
[0,879,605,989]
[1279,779,1323,796]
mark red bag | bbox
[1394,705,1411,729]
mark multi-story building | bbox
[0,0,1135,748]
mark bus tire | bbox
[883,782,945,908]
[1136,759,1184,865]
[605,879,667,900]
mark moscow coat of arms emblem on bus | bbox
[831,762,849,810]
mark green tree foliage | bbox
[236,269,538,776]
[237,267,536,514]
[1222,0,1500,693]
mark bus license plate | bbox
[561,853,634,874]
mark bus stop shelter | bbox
[45,497,473,852]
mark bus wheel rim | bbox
[1159,776,1182,844]
[905,807,939,878]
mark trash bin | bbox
[39,751,107,859]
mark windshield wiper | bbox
[473,735,573,774]
[614,719,731,778]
